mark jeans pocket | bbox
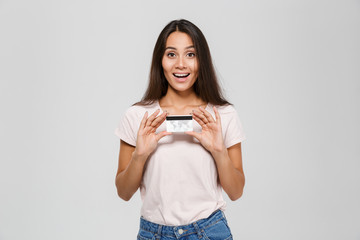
[202,219,233,240]
[137,229,155,240]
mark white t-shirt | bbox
[115,101,246,226]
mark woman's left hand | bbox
[185,106,226,154]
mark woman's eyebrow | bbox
[165,45,195,50]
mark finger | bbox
[151,112,168,129]
[198,106,215,123]
[193,109,209,125]
[192,112,207,128]
[150,112,167,128]
[150,111,167,127]
[139,111,148,130]
[213,106,221,125]
[185,131,201,141]
[143,112,167,134]
[145,109,160,127]
[155,131,172,142]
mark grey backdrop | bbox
[0,0,359,239]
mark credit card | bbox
[166,115,193,132]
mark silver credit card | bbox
[166,115,193,132]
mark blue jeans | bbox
[137,209,233,240]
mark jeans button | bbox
[178,229,184,234]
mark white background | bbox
[1,0,359,239]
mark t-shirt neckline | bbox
[156,100,211,115]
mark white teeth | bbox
[173,73,190,78]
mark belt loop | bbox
[156,225,162,240]
[221,210,227,221]
[192,222,202,239]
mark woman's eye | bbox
[167,52,176,57]
[187,52,196,57]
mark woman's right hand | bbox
[134,109,171,159]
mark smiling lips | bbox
[173,73,190,78]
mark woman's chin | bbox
[168,84,194,93]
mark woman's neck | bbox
[159,87,207,115]
[160,87,205,106]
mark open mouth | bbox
[173,73,190,78]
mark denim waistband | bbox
[139,209,226,238]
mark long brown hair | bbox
[135,19,231,106]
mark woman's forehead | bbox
[165,32,194,49]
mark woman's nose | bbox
[176,56,186,69]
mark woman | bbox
[115,19,246,240]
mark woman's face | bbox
[162,31,199,93]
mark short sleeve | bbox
[222,106,246,148]
[114,107,139,147]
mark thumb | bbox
[155,131,172,142]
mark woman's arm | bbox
[211,143,245,201]
[115,140,148,201]
[115,110,171,201]
[186,106,245,201]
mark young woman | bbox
[115,19,246,240]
